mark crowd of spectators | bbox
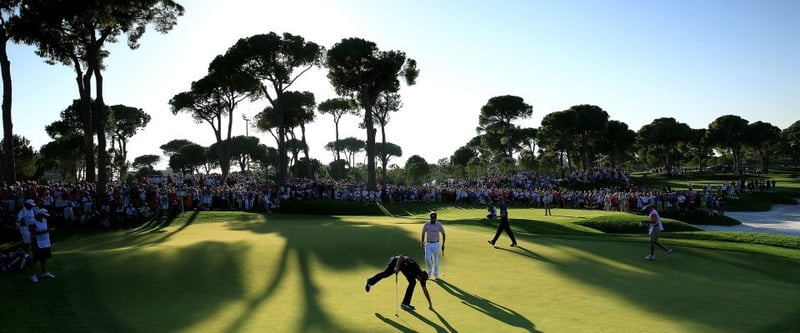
[0,166,779,243]
[1,175,285,241]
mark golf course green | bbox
[2,206,799,332]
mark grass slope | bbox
[2,208,799,332]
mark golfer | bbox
[488,198,518,247]
[421,212,445,280]
[642,205,672,260]
[365,255,433,311]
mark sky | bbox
[6,0,800,170]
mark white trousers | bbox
[424,241,441,278]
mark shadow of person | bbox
[497,245,556,264]
[437,280,541,332]
[431,309,458,333]
[374,313,415,333]
[404,309,449,333]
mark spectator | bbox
[29,209,56,282]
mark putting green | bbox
[6,210,800,332]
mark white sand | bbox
[695,199,800,238]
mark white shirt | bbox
[648,209,664,235]
[422,221,445,243]
[17,207,35,244]
[32,218,51,248]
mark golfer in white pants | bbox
[421,212,446,280]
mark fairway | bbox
[4,209,800,332]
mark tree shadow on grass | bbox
[380,203,476,217]
[57,211,202,254]
[61,241,248,332]
[219,239,291,333]
[448,217,596,236]
[437,280,541,332]
[223,213,424,332]
[751,305,800,333]
[131,209,199,237]
[534,237,800,331]
[50,212,427,332]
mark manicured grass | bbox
[2,208,799,332]
[629,169,800,190]
[628,170,800,212]
[725,192,800,211]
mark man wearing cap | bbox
[29,208,56,282]
[16,199,37,247]
[420,212,445,280]
[641,205,672,260]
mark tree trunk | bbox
[213,127,227,178]
[81,71,95,183]
[301,123,311,177]
[275,91,287,186]
[580,134,589,169]
[213,110,230,178]
[609,151,617,169]
[760,150,769,174]
[0,30,15,184]
[505,123,513,160]
[381,123,389,192]
[119,137,129,180]
[364,103,377,191]
[334,118,341,162]
[223,101,234,178]
[364,111,377,191]
[94,66,108,190]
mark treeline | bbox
[1,2,797,190]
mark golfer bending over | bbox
[365,255,433,311]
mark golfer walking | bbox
[365,255,433,311]
[488,198,518,247]
[421,212,445,280]
[642,205,672,260]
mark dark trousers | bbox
[491,219,517,244]
[367,257,417,305]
